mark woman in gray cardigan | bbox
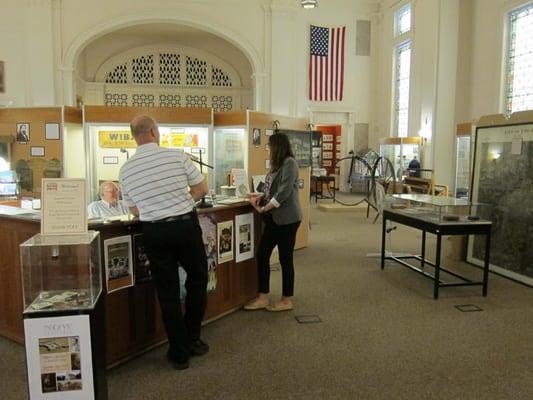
[245,132,302,312]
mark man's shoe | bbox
[189,339,209,356]
[166,353,190,370]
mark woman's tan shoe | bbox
[243,298,269,310]
[266,301,293,312]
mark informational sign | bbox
[24,314,94,399]
[41,179,87,235]
[98,131,136,148]
[217,220,234,264]
[104,235,134,293]
[235,213,254,263]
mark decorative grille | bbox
[159,94,181,107]
[506,3,533,114]
[105,63,128,84]
[104,93,129,106]
[212,66,232,87]
[159,53,181,85]
[211,95,233,112]
[132,93,155,107]
[394,40,411,138]
[132,55,154,84]
[185,94,208,108]
[186,56,207,86]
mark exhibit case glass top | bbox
[385,194,492,224]
[20,231,102,313]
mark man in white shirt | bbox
[119,115,209,371]
[87,181,129,218]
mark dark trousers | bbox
[142,214,207,359]
[257,216,300,297]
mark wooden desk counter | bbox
[0,203,259,366]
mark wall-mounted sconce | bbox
[301,0,318,9]
[418,116,432,144]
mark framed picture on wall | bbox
[16,123,30,143]
[323,134,333,142]
[45,123,60,140]
[323,143,333,150]
[30,147,45,157]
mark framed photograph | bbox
[235,213,254,263]
[265,129,274,136]
[217,220,234,264]
[104,235,134,293]
[45,123,60,140]
[323,151,333,160]
[252,128,261,146]
[323,134,333,142]
[0,61,4,93]
[103,156,118,165]
[468,122,533,286]
[16,122,30,143]
[322,160,332,167]
[31,147,45,157]
[323,143,333,150]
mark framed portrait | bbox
[323,143,333,150]
[323,151,333,160]
[323,134,333,142]
[252,128,261,146]
[45,123,60,140]
[0,61,4,93]
[16,122,30,143]
[104,235,134,293]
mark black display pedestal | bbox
[23,295,107,400]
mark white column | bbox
[252,72,268,112]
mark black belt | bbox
[147,211,195,223]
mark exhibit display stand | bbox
[20,231,108,399]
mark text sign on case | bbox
[41,178,87,235]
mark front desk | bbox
[0,202,259,366]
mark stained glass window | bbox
[506,3,533,114]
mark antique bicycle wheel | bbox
[368,156,396,214]
[333,153,373,206]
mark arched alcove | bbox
[61,12,265,109]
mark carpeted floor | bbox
[2,199,533,399]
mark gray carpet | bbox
[2,200,533,399]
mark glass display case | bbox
[83,123,211,201]
[379,137,421,179]
[213,127,247,194]
[385,194,491,224]
[20,231,102,313]
[455,135,471,199]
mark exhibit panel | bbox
[454,122,472,199]
[469,116,533,286]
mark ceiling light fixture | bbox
[301,0,318,9]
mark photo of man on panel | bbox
[16,123,30,143]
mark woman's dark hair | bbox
[269,132,294,172]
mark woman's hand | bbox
[249,195,263,213]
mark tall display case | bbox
[379,137,422,178]
[469,116,533,286]
[21,231,107,399]
[213,127,247,194]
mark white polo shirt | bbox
[119,143,204,222]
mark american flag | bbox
[309,25,346,101]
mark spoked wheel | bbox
[334,154,373,206]
[368,156,396,220]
